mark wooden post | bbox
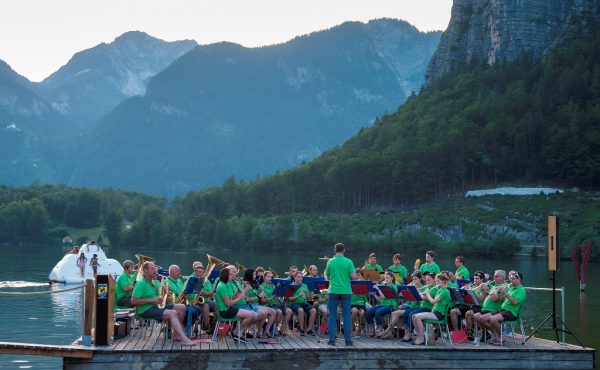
[82,279,95,346]
[94,274,115,346]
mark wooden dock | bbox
[0,329,594,369]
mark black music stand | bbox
[447,287,464,304]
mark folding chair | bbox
[424,312,452,346]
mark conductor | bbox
[324,242,357,346]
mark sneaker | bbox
[466,329,474,341]
[233,335,248,343]
[345,340,353,346]
[482,331,492,343]
[327,339,336,346]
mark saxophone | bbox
[158,277,172,308]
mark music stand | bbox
[398,285,422,302]
[183,276,204,295]
[272,279,291,297]
[447,287,464,304]
[362,269,381,282]
[282,284,301,298]
[351,280,373,295]
[457,279,470,288]
[459,289,479,305]
[315,279,329,293]
[374,285,398,299]
[208,269,220,283]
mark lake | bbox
[0,245,597,369]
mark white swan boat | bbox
[49,242,123,284]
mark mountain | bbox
[0,59,73,185]
[35,31,197,129]
[425,0,600,84]
[170,6,600,217]
[68,19,441,196]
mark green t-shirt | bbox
[482,283,504,312]
[419,262,441,275]
[501,284,526,317]
[291,283,310,304]
[379,282,399,309]
[325,254,355,294]
[388,264,408,280]
[132,278,159,316]
[351,291,368,306]
[187,278,212,303]
[168,276,185,296]
[215,281,234,312]
[474,284,487,305]
[455,265,470,280]
[364,263,383,272]
[115,272,134,303]
[432,287,451,314]
[448,281,459,289]
[420,284,439,310]
[408,287,422,309]
[260,282,278,306]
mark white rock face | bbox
[48,242,124,284]
[465,187,564,197]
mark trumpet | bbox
[489,282,511,295]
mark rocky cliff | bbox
[425,0,600,84]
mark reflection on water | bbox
[0,246,598,368]
[0,282,48,288]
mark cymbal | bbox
[318,255,331,260]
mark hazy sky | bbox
[0,0,452,82]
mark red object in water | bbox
[570,243,581,281]
[580,240,592,285]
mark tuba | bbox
[135,254,160,281]
[206,254,228,279]
[268,267,279,278]
[301,265,309,276]
[234,261,247,273]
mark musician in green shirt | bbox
[454,256,470,280]
[489,271,526,344]
[474,269,507,341]
[388,253,409,283]
[167,265,185,296]
[411,274,450,345]
[363,252,384,272]
[115,260,135,307]
[131,261,194,345]
[419,251,441,275]
[288,271,317,335]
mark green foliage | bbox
[0,184,165,245]
[171,22,600,216]
[103,209,124,246]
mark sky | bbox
[0,0,452,82]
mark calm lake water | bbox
[0,246,597,369]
